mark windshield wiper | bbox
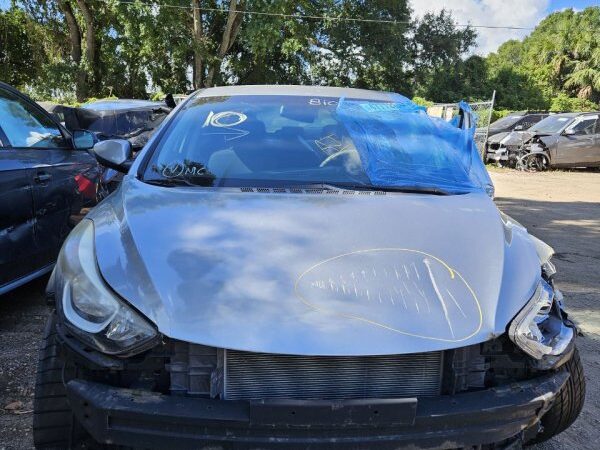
[322,183,452,195]
[372,185,452,195]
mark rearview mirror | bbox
[92,139,133,173]
[513,125,524,131]
[72,130,95,150]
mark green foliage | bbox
[411,10,477,100]
[490,109,516,123]
[3,1,598,115]
[151,91,166,102]
[549,93,598,112]
[418,55,490,103]
[0,8,48,88]
[3,0,478,102]
[485,7,600,110]
[412,97,433,108]
[313,0,413,93]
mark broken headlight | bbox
[53,219,158,356]
[508,280,573,360]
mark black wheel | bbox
[530,347,586,444]
[518,153,548,172]
[33,314,93,449]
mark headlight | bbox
[53,219,158,355]
[509,280,573,360]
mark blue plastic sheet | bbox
[336,95,492,194]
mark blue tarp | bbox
[336,95,492,194]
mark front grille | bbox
[224,350,443,400]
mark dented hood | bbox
[90,176,541,355]
[488,131,531,147]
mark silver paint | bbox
[84,85,544,356]
[89,175,541,356]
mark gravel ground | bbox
[1,168,599,449]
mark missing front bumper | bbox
[66,372,568,449]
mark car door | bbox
[0,97,39,290]
[0,84,97,289]
[553,115,599,167]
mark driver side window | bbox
[567,116,598,136]
[0,89,68,149]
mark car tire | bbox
[530,347,586,444]
[33,314,102,449]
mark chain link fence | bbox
[426,92,496,159]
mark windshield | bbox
[489,115,523,131]
[530,115,573,134]
[143,94,487,194]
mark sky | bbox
[410,0,599,55]
[0,0,597,55]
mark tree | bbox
[486,41,548,110]
[313,0,413,92]
[0,8,47,87]
[227,0,324,85]
[2,0,494,104]
[191,0,206,89]
[485,7,600,109]
[411,9,476,96]
[420,55,490,103]
[56,0,86,99]
[74,0,98,92]
[205,0,244,87]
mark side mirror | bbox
[563,128,576,136]
[92,139,132,173]
[72,130,95,150]
[513,125,524,131]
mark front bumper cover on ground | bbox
[66,372,568,449]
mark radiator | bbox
[223,349,443,401]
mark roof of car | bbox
[82,99,164,111]
[192,85,397,101]
[504,111,549,116]
[550,112,595,118]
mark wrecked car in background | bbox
[488,111,550,137]
[485,112,550,165]
[515,112,600,171]
[34,86,584,449]
[80,99,171,151]
[0,82,98,295]
[39,99,172,151]
[76,99,172,193]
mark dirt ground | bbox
[1,169,599,449]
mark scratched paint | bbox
[295,249,483,342]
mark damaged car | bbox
[80,99,172,194]
[80,99,172,151]
[516,112,600,171]
[34,86,584,449]
[485,112,550,165]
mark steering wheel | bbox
[319,148,359,167]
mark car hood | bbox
[487,131,510,144]
[488,131,532,147]
[89,177,541,355]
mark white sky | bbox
[410,0,551,55]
